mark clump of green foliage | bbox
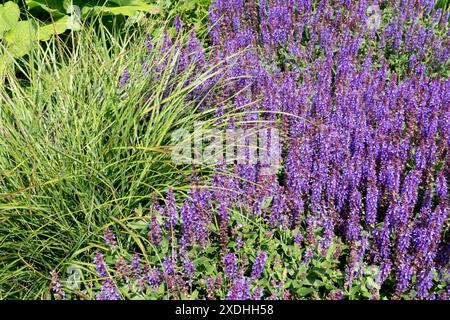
[0,19,221,299]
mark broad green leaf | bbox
[349,283,362,298]
[82,4,160,18]
[179,1,197,12]
[5,20,37,57]
[325,241,337,260]
[109,0,152,5]
[38,16,70,41]
[324,281,335,291]
[126,220,148,231]
[157,283,165,295]
[302,276,314,286]
[296,287,315,297]
[0,1,20,34]
[190,290,199,300]
[313,279,325,287]
[26,0,66,18]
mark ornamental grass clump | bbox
[204,0,449,299]
[0,20,227,299]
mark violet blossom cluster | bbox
[83,0,449,300]
[205,0,449,299]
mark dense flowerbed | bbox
[46,0,448,300]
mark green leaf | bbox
[109,0,152,5]
[179,1,197,12]
[349,282,362,298]
[324,280,336,291]
[0,1,20,35]
[191,290,199,300]
[26,0,66,18]
[5,20,37,57]
[194,256,209,267]
[312,279,324,287]
[302,276,314,286]
[157,283,165,295]
[296,287,315,297]
[126,220,148,231]
[82,4,160,18]
[325,241,338,261]
[38,16,70,41]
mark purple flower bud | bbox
[251,251,267,279]
[223,253,237,278]
[115,256,130,281]
[147,268,162,290]
[327,290,343,300]
[94,251,108,278]
[103,228,116,247]
[130,254,141,276]
[162,255,176,276]
[174,15,182,33]
[50,271,66,300]
[149,209,163,245]
[96,278,122,300]
[226,276,251,300]
[252,286,264,300]
[118,68,130,87]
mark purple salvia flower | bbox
[436,172,447,201]
[222,253,237,278]
[182,257,196,287]
[294,229,303,246]
[235,235,243,250]
[174,15,182,33]
[251,251,267,279]
[162,254,176,276]
[149,209,163,245]
[303,248,313,266]
[252,286,264,300]
[118,68,130,87]
[147,268,162,290]
[145,34,153,54]
[103,228,116,247]
[93,251,108,278]
[319,209,334,255]
[115,256,130,282]
[206,276,216,300]
[96,278,122,300]
[180,201,195,248]
[50,271,66,300]
[130,254,141,276]
[226,276,251,300]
